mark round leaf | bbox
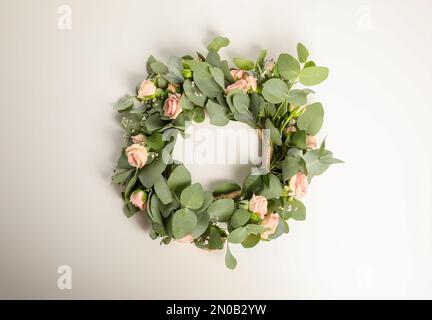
[207,199,235,222]
[299,66,329,86]
[228,227,248,244]
[230,209,251,228]
[180,183,204,209]
[167,165,191,191]
[297,102,324,135]
[172,208,197,239]
[262,79,289,104]
[276,54,300,80]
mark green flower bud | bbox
[182,68,192,79]
[249,212,262,223]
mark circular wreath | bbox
[112,36,341,269]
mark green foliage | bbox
[207,36,230,52]
[180,183,204,209]
[297,102,324,135]
[208,199,235,222]
[172,208,197,239]
[262,78,289,104]
[299,66,329,86]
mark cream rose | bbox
[125,144,148,168]
[289,172,308,198]
[225,79,249,93]
[306,135,317,149]
[137,80,156,98]
[245,75,257,92]
[177,234,194,243]
[261,213,280,239]
[130,189,147,210]
[163,93,182,119]
[230,68,246,80]
[249,195,268,219]
[131,134,146,145]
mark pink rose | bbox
[177,234,194,243]
[125,144,148,168]
[225,79,249,93]
[289,172,308,198]
[306,135,317,149]
[245,75,257,92]
[130,189,147,210]
[131,134,146,145]
[163,93,182,119]
[249,195,268,219]
[261,213,280,239]
[137,80,156,98]
[230,69,246,80]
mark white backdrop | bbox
[1,0,431,299]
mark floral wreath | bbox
[112,36,342,269]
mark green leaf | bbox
[256,49,267,68]
[230,209,251,228]
[154,176,173,205]
[112,169,133,184]
[246,224,268,235]
[191,212,210,239]
[192,107,205,123]
[242,174,263,198]
[116,152,132,170]
[165,56,184,83]
[208,199,235,222]
[150,61,169,75]
[206,99,230,126]
[206,50,221,67]
[146,55,157,75]
[196,191,214,213]
[147,132,164,151]
[289,199,306,221]
[183,79,207,107]
[233,57,254,71]
[281,155,306,181]
[145,113,168,132]
[297,43,309,63]
[188,60,223,98]
[172,208,197,239]
[159,197,180,218]
[124,170,138,197]
[207,36,230,52]
[147,194,164,226]
[299,66,329,86]
[286,89,314,107]
[208,226,224,249]
[232,93,250,114]
[113,96,134,112]
[241,234,261,248]
[303,149,343,178]
[213,182,241,196]
[167,165,191,191]
[276,54,300,80]
[228,227,248,244]
[265,119,282,146]
[262,78,289,104]
[138,157,167,188]
[209,67,225,89]
[291,130,307,149]
[304,61,316,68]
[297,102,324,135]
[179,94,194,111]
[225,244,237,270]
[180,183,204,209]
[258,174,283,199]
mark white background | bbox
[0,0,431,299]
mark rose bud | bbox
[130,189,147,210]
[125,144,148,168]
[248,195,268,219]
[261,213,280,239]
[137,80,156,98]
[289,172,308,198]
[163,93,182,119]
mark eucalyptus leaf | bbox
[113,96,134,112]
[150,61,169,75]
[209,66,225,89]
[228,227,248,244]
[225,244,237,270]
[241,234,261,248]
[233,57,254,70]
[299,66,329,86]
[138,156,167,188]
[265,119,282,146]
[297,102,324,135]
[183,79,207,107]
[172,208,197,239]
[297,43,309,63]
[276,54,300,80]
[207,199,235,222]
[262,78,289,104]
[180,183,204,209]
[167,165,191,191]
[206,99,230,126]
[213,182,241,196]
[154,175,173,205]
[191,212,210,239]
[258,174,283,199]
[232,93,250,114]
[207,36,230,52]
[112,169,133,184]
[230,209,251,228]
